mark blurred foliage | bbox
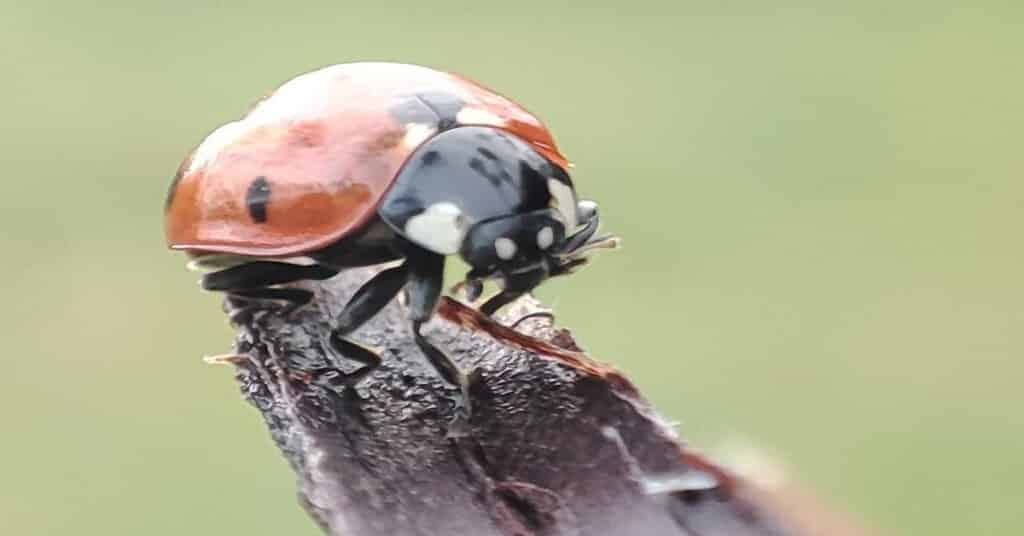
[1,1,1021,534]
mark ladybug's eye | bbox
[577,200,598,222]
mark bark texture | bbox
[220,267,850,535]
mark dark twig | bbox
[217,267,859,535]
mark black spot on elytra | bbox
[246,177,271,223]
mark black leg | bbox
[204,261,337,322]
[314,264,410,386]
[203,261,337,291]
[411,320,467,396]
[449,278,484,303]
[479,267,548,317]
[227,286,315,304]
[548,257,589,277]
[405,247,473,432]
[201,260,399,391]
[479,288,524,316]
[405,250,445,324]
[226,287,315,323]
[335,264,409,336]
[305,333,384,389]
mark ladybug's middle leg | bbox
[404,247,474,432]
[332,264,409,336]
[311,264,409,388]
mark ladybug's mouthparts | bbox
[561,234,621,261]
[546,233,620,278]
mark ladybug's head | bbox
[459,198,617,299]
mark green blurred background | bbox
[2,1,1021,534]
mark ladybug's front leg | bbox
[405,248,473,435]
[479,267,547,317]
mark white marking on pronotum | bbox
[402,123,437,149]
[456,107,506,126]
[536,226,555,250]
[494,237,517,260]
[404,202,467,255]
[547,179,578,231]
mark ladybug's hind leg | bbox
[206,261,402,390]
[203,260,338,291]
[202,261,338,323]
[224,287,314,324]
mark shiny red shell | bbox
[164,62,570,258]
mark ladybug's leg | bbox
[479,267,547,317]
[203,261,338,322]
[282,263,411,388]
[223,287,315,324]
[479,289,526,317]
[307,264,410,388]
[405,248,473,430]
[203,261,337,291]
[307,333,383,389]
[333,264,409,336]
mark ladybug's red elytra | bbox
[165,62,616,424]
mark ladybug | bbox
[165,62,615,419]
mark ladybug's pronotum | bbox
[165,62,616,424]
